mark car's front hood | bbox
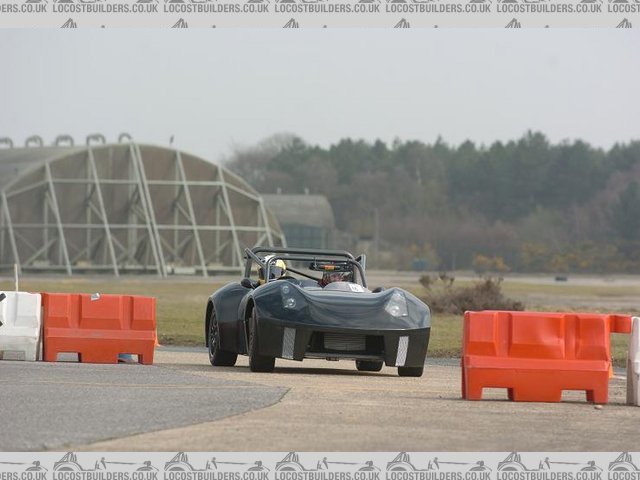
[252,281,430,331]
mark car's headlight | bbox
[281,284,298,309]
[385,292,408,317]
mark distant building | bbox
[263,193,335,249]
[0,135,284,277]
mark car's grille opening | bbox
[324,332,365,351]
[306,332,384,355]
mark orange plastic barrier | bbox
[462,310,632,403]
[42,293,156,364]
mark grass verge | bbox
[0,276,633,364]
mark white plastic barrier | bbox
[628,316,640,406]
[0,291,42,361]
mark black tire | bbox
[208,310,237,367]
[248,310,275,372]
[398,366,424,377]
[356,360,383,372]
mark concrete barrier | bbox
[0,291,42,361]
[42,293,156,364]
[462,310,632,403]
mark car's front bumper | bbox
[254,318,430,368]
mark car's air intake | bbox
[323,333,366,352]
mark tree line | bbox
[226,132,640,273]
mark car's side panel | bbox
[210,282,251,353]
[236,292,255,354]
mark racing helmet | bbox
[258,255,287,284]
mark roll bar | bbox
[244,247,367,288]
[250,246,354,260]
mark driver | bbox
[258,255,288,284]
[319,271,352,287]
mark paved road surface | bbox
[1,348,636,451]
[0,357,285,451]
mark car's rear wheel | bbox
[208,309,237,367]
[398,366,424,377]
[248,310,275,372]
[355,360,383,372]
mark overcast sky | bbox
[1,29,639,163]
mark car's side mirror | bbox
[240,278,255,289]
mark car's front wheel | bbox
[355,360,383,372]
[248,310,275,372]
[397,366,424,377]
[208,310,237,367]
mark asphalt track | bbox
[1,347,637,452]
[0,355,286,451]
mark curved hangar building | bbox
[0,135,285,277]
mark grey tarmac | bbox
[1,347,635,451]
[0,356,286,451]
[83,348,635,451]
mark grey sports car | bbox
[204,247,431,376]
